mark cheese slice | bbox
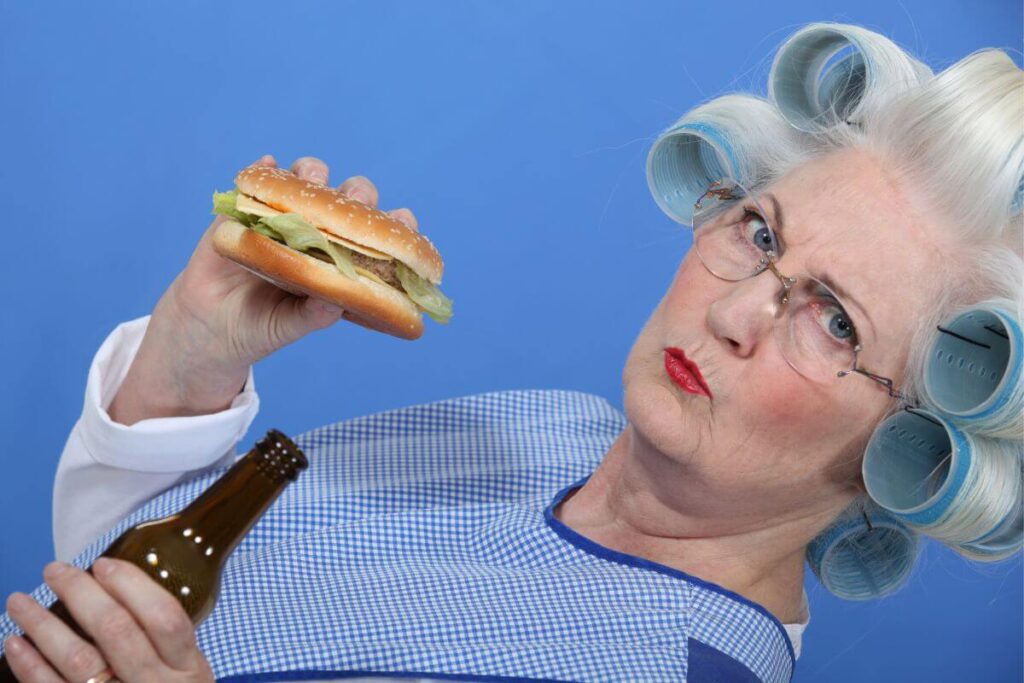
[354,266,390,287]
[236,192,283,218]
[329,235,393,262]
[237,192,394,261]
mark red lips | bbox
[664,347,712,399]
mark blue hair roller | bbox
[862,408,974,530]
[768,23,932,134]
[922,303,1023,440]
[806,499,918,601]
[813,49,868,126]
[768,26,873,132]
[645,121,740,226]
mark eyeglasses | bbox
[691,178,905,401]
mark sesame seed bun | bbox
[235,165,443,285]
[210,165,445,341]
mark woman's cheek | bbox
[667,255,714,306]
[740,370,818,429]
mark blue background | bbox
[1,1,1021,680]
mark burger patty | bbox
[307,245,404,291]
[350,250,404,289]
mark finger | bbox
[6,590,110,683]
[92,558,202,671]
[385,207,418,231]
[248,154,277,168]
[41,561,162,680]
[337,176,379,208]
[290,156,330,185]
[2,635,66,683]
[302,295,346,326]
[267,293,346,350]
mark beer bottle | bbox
[0,428,308,680]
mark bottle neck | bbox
[176,446,299,565]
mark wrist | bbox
[108,288,251,426]
[108,340,249,426]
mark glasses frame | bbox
[693,179,907,402]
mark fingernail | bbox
[94,557,115,577]
[6,592,28,612]
[44,561,69,578]
[4,635,23,654]
[317,301,343,316]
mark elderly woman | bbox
[2,21,1021,683]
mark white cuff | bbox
[78,314,260,473]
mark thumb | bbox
[300,296,346,328]
[272,295,346,347]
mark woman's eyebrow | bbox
[762,191,877,343]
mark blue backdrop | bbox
[1,1,1021,680]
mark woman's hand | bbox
[108,154,421,425]
[4,559,213,682]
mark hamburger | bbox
[210,165,452,340]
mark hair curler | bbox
[644,94,801,226]
[862,407,1023,557]
[922,301,1023,440]
[767,22,932,133]
[646,120,735,226]
[806,497,919,601]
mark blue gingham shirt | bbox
[1,318,800,682]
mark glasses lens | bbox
[691,178,780,281]
[774,276,858,383]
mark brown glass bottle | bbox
[0,429,307,680]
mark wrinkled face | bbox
[623,147,954,522]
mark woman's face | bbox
[622,146,956,525]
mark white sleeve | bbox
[53,314,260,563]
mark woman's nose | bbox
[706,273,781,358]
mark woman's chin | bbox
[623,375,705,455]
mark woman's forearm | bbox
[108,293,251,426]
[53,316,260,561]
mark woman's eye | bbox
[740,208,779,254]
[814,300,858,346]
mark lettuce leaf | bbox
[323,241,360,281]
[395,262,453,324]
[257,213,358,281]
[213,191,358,279]
[211,189,256,226]
[249,220,283,241]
